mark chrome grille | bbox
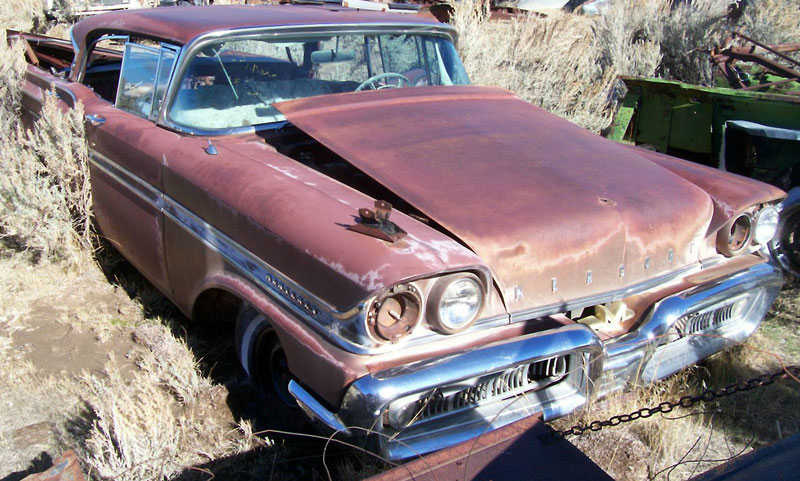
[414,355,568,421]
[672,302,737,338]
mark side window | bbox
[115,42,178,120]
[83,36,126,103]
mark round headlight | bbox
[716,213,752,257]
[428,275,483,334]
[753,206,779,245]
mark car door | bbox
[81,39,181,294]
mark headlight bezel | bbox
[365,283,423,344]
[426,273,485,335]
[716,212,753,257]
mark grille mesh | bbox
[673,302,737,338]
[415,355,568,421]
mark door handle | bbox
[85,113,106,127]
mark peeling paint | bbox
[312,252,389,292]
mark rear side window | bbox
[116,42,178,119]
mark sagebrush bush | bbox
[82,326,266,481]
[740,0,800,46]
[0,39,94,267]
[0,0,46,33]
[452,0,665,132]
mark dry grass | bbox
[739,0,800,46]
[0,254,280,480]
[79,334,265,481]
[0,0,47,33]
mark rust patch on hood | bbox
[276,86,718,311]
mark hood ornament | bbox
[348,200,407,243]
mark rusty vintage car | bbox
[12,4,787,460]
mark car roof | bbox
[71,4,446,49]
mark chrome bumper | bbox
[292,324,603,461]
[289,261,783,462]
[599,261,783,395]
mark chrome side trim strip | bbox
[89,152,164,208]
[87,151,357,340]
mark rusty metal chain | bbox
[558,365,800,438]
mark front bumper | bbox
[599,261,783,395]
[289,261,783,461]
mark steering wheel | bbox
[355,72,412,91]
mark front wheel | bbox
[770,188,800,278]
[235,305,307,431]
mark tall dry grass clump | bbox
[0,0,47,32]
[80,324,267,481]
[452,0,666,132]
[739,0,800,46]
[0,39,94,267]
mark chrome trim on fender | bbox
[89,152,164,208]
[88,151,347,331]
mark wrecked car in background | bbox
[11,4,786,461]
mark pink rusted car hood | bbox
[276,86,748,311]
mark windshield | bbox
[169,32,470,130]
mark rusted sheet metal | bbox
[690,432,800,481]
[22,451,87,481]
[70,4,445,55]
[276,86,720,312]
[711,32,800,90]
[163,133,491,311]
[366,414,613,481]
[628,145,785,234]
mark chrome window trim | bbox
[157,23,458,135]
[150,43,182,121]
[24,68,78,107]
